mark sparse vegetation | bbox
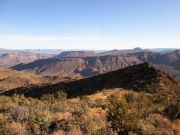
[107,95,141,134]
[0,88,179,135]
[0,63,179,134]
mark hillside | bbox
[12,55,142,78]
[0,51,52,67]
[128,51,161,63]
[0,67,52,93]
[1,62,179,135]
[129,50,180,83]
[4,62,179,98]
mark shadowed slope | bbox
[129,50,180,83]
[2,62,179,98]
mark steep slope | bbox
[129,50,180,83]
[0,67,51,92]
[129,50,180,66]
[128,51,161,63]
[3,62,179,98]
[160,50,180,65]
[0,51,52,67]
[12,55,142,78]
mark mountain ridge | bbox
[0,51,52,67]
[11,55,142,78]
[3,62,179,98]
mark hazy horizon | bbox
[0,47,180,51]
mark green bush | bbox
[107,95,141,134]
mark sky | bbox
[0,0,180,50]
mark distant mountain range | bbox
[12,55,142,78]
[0,51,53,67]
[0,48,179,83]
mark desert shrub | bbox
[93,99,107,109]
[41,90,67,102]
[107,95,141,134]
[151,93,167,104]
[164,100,180,120]
[41,93,55,102]
[132,94,158,117]
[124,93,135,104]
[49,119,71,133]
[54,90,67,101]
[79,96,90,102]
[49,114,95,134]
[9,106,29,122]
[0,113,10,134]
[0,96,15,113]
[95,127,116,135]
[76,113,104,134]
[21,105,53,135]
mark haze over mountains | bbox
[0,51,53,67]
[0,48,178,83]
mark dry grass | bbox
[0,67,51,92]
[5,122,29,135]
[0,87,178,135]
[53,112,72,121]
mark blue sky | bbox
[0,0,180,49]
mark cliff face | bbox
[12,55,142,78]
